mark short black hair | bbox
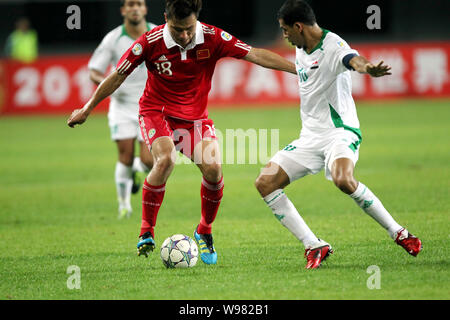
[120,0,147,7]
[277,0,316,26]
[120,0,125,6]
[165,0,202,20]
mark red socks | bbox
[140,180,166,238]
[198,176,224,234]
[139,176,223,238]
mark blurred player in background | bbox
[255,0,422,269]
[88,0,156,219]
[68,0,296,265]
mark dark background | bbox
[1,0,449,55]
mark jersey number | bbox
[154,61,173,76]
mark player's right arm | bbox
[67,71,127,128]
[244,47,296,74]
[67,33,149,128]
[214,27,296,74]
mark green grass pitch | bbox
[0,99,449,300]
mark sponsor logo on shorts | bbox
[221,31,232,41]
[148,128,156,139]
[132,43,143,56]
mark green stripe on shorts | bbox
[329,103,363,152]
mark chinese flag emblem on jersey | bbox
[197,49,210,60]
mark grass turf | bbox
[0,99,449,300]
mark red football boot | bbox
[395,228,422,257]
[304,240,333,269]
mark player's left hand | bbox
[67,108,89,128]
[366,61,392,77]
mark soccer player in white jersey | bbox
[255,0,422,269]
[88,0,156,219]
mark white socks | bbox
[263,182,403,247]
[115,158,150,213]
[350,182,403,239]
[132,157,149,173]
[264,189,320,249]
[115,162,133,211]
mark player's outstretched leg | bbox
[331,158,422,257]
[350,182,423,256]
[194,225,217,265]
[263,188,333,269]
[255,161,332,269]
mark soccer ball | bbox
[160,234,198,268]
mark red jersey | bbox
[116,22,252,120]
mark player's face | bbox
[121,0,147,25]
[279,19,304,48]
[166,13,197,48]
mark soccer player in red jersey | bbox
[67,0,296,265]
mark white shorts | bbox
[109,121,144,141]
[270,128,361,182]
[108,98,143,142]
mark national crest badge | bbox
[132,43,143,56]
[221,31,232,41]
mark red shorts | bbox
[139,111,217,158]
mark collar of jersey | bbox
[305,28,329,55]
[163,21,204,51]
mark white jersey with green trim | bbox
[88,23,157,105]
[295,29,360,136]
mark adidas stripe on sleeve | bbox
[215,28,252,59]
[116,33,150,76]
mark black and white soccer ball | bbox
[160,234,199,268]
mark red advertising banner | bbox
[349,42,450,100]
[0,55,109,115]
[0,42,449,115]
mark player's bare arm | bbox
[349,55,391,77]
[89,69,106,86]
[243,47,297,74]
[67,70,127,128]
